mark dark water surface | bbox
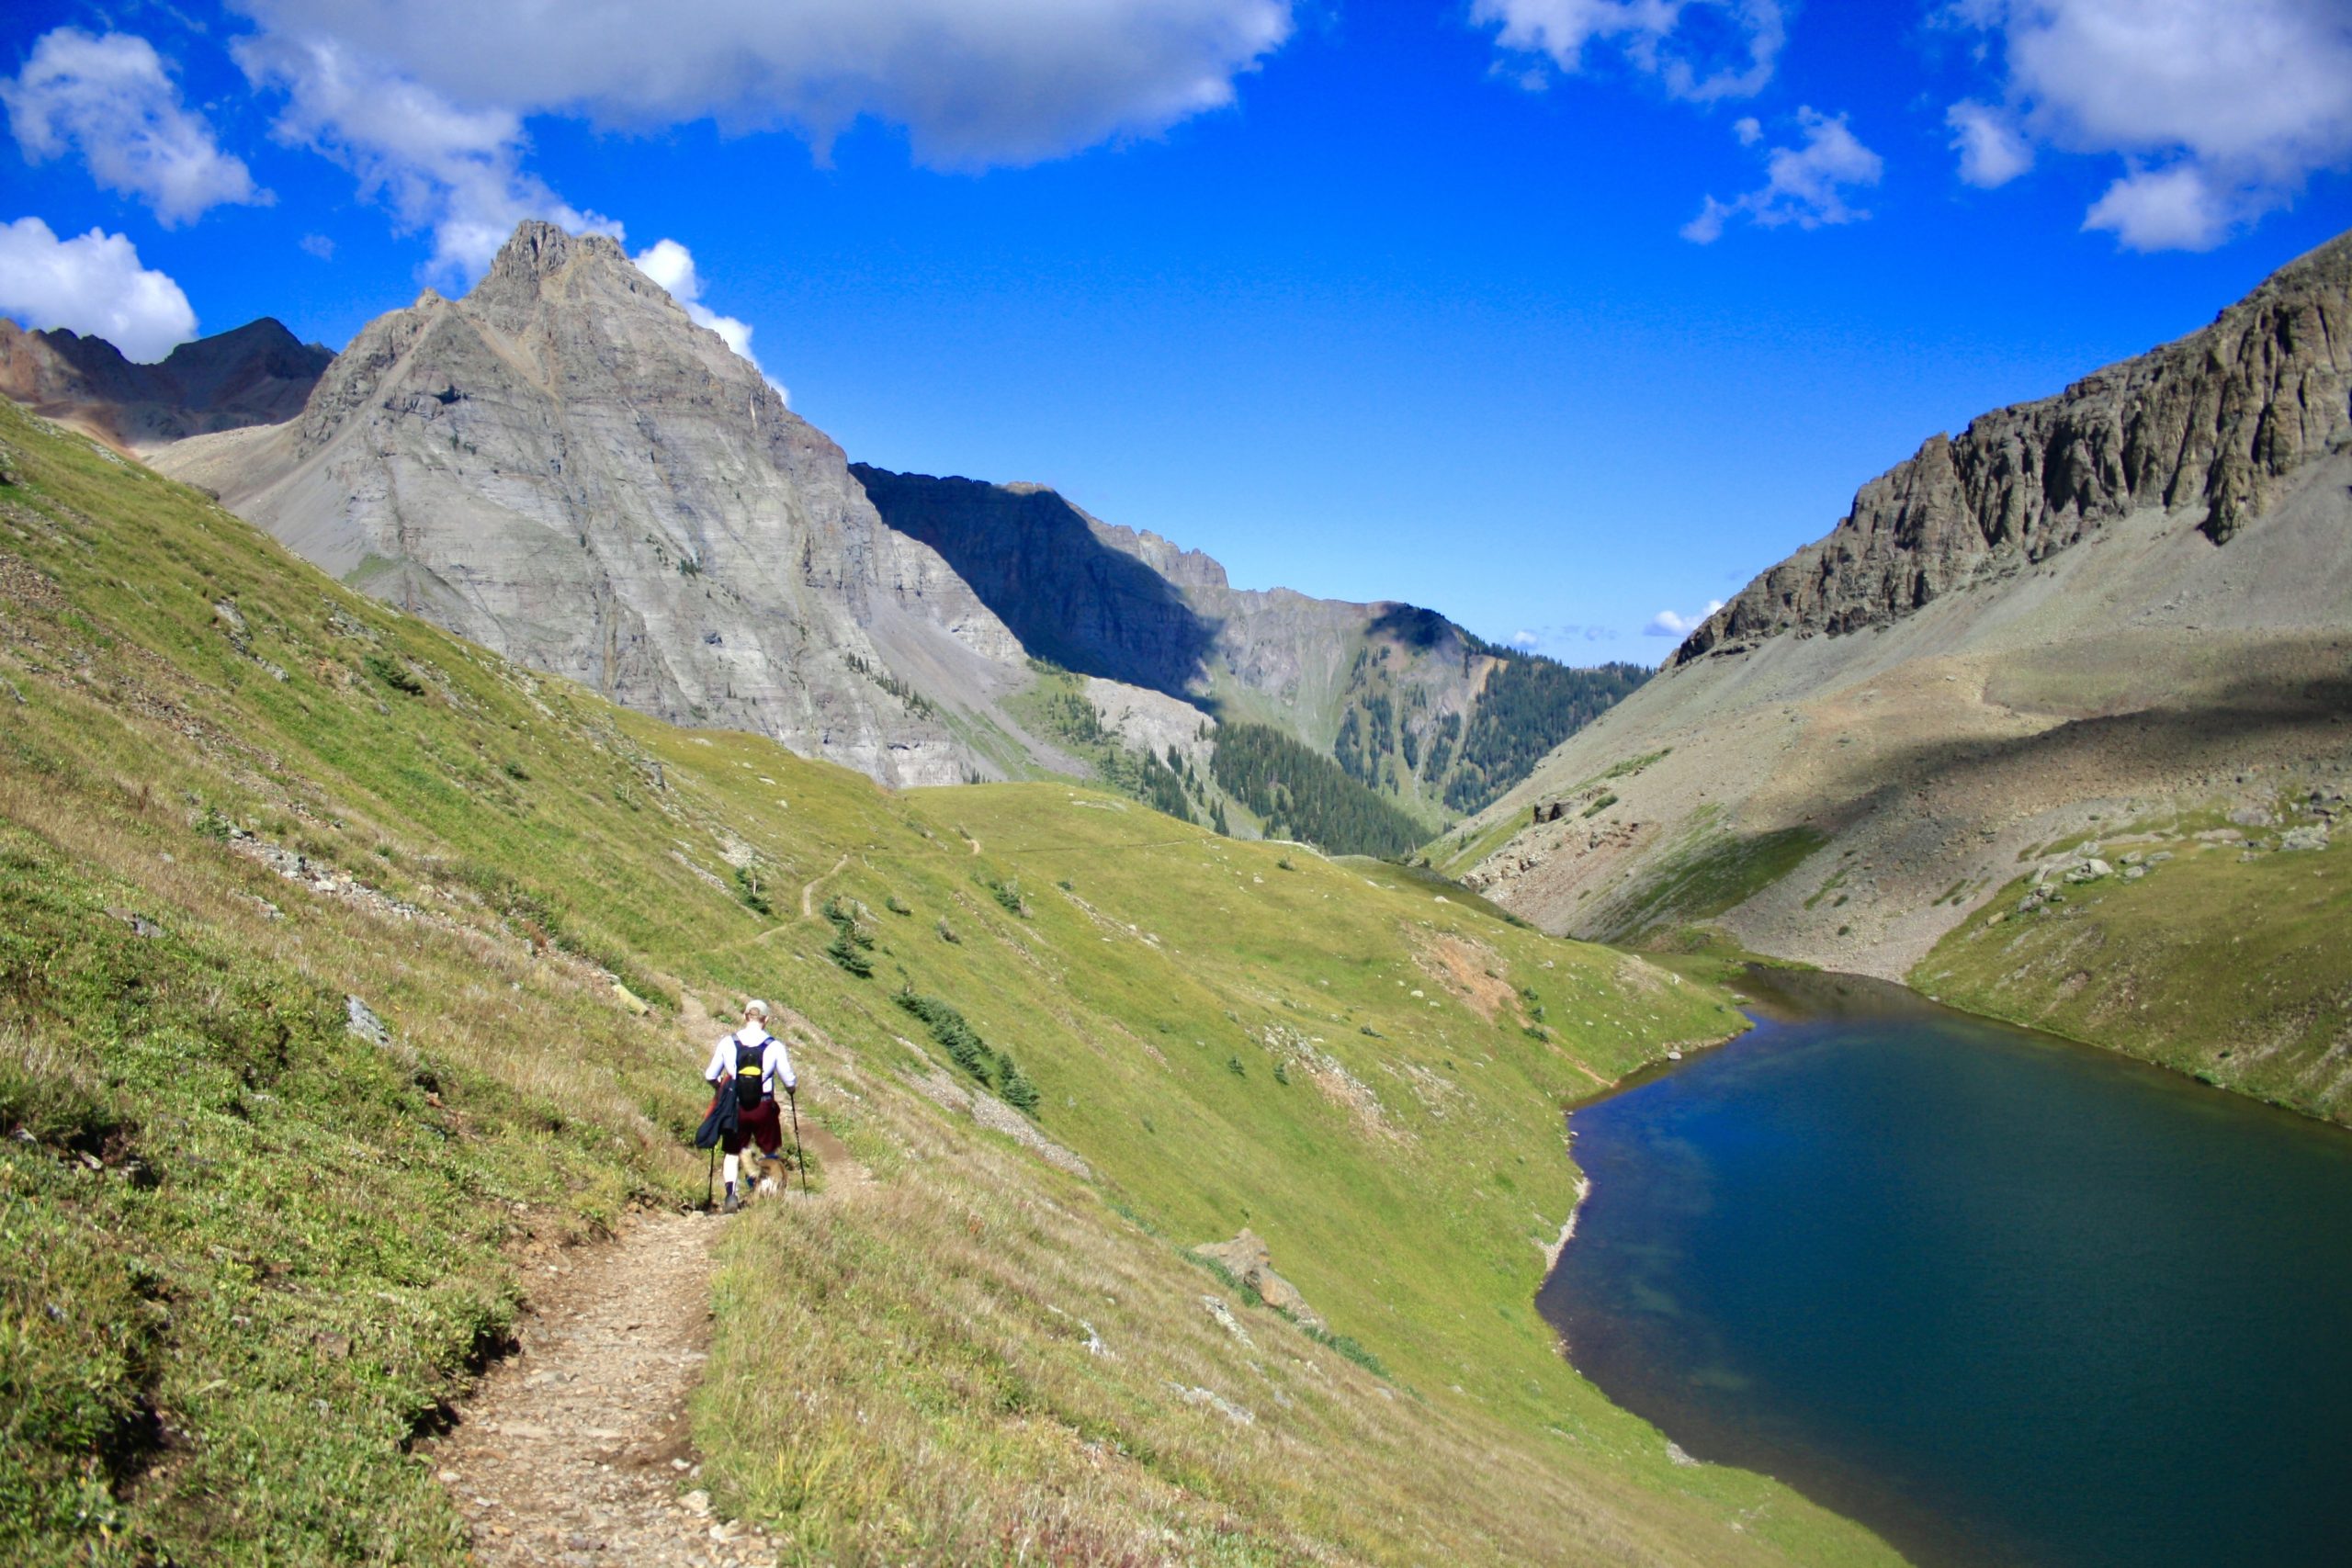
[1538,970,2352,1568]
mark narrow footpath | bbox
[428,1209,775,1568]
[798,854,850,919]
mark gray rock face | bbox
[848,466,1219,697]
[1678,231,2352,664]
[157,222,1029,786]
[0,317,333,449]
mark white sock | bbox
[722,1154,740,1189]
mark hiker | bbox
[704,999,796,1213]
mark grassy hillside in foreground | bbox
[1916,816,2352,1125]
[0,398,1894,1565]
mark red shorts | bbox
[723,1098,782,1156]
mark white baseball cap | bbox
[745,998,770,1017]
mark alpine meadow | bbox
[6,1,2352,1563]
[0,399,1890,1562]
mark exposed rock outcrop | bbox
[1678,232,2352,663]
[0,317,332,450]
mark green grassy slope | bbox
[1916,823,2352,1125]
[0,399,1894,1564]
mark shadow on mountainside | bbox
[852,464,1221,704]
[1367,604,1456,651]
[1835,664,2352,834]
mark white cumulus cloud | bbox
[1475,0,1785,102]
[630,238,784,400]
[2081,161,2234,251]
[0,216,198,361]
[1683,107,1882,242]
[236,34,623,284]
[1644,598,1723,637]
[229,0,1295,170]
[1946,0,2352,249]
[1947,99,2033,187]
[3,28,267,227]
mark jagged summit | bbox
[156,219,1026,787]
[1677,228,2352,664]
[493,218,618,279]
[465,221,650,332]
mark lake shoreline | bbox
[1537,975,2352,1568]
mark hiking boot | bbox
[721,1186,740,1214]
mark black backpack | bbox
[732,1034,772,1110]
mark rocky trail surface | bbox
[429,1207,781,1568]
[426,1103,865,1568]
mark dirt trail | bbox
[798,853,849,919]
[426,997,867,1565]
[431,1088,868,1568]
[430,1209,778,1567]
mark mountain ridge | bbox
[1442,228,2352,1121]
[120,220,1640,836]
[0,315,333,450]
[1678,231,2352,664]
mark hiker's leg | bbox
[720,1123,745,1198]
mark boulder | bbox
[1195,1228,1326,1330]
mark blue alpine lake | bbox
[1538,969,2352,1568]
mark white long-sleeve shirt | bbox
[705,1024,795,1099]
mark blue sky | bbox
[4,1,2350,663]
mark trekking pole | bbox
[786,1088,809,1197]
[706,1144,716,1212]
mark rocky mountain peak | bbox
[490,220,625,285]
[158,219,1028,788]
